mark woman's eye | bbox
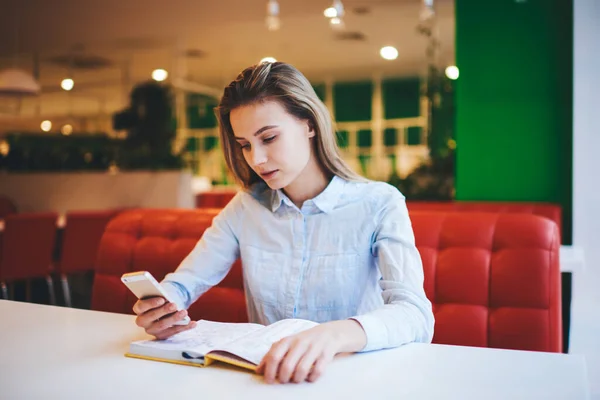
[263,136,276,144]
[239,143,250,150]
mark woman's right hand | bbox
[133,297,197,339]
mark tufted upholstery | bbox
[195,191,237,209]
[407,201,562,239]
[92,209,561,352]
[411,211,562,353]
[91,208,247,323]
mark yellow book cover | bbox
[126,319,319,373]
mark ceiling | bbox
[0,0,455,120]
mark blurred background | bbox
[0,0,597,397]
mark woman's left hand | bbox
[256,319,367,384]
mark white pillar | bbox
[569,0,600,396]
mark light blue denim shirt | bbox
[162,176,434,352]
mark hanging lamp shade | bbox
[0,68,40,96]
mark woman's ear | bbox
[307,121,316,138]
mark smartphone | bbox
[121,271,191,326]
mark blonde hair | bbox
[215,61,365,189]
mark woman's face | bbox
[230,100,315,190]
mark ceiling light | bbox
[41,120,52,132]
[61,78,74,91]
[260,57,277,64]
[61,124,73,135]
[0,68,40,96]
[266,0,281,31]
[332,0,345,18]
[152,69,168,82]
[324,7,337,18]
[380,46,398,60]
[445,65,459,80]
[0,140,9,156]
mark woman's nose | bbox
[250,146,268,166]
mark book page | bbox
[210,319,319,365]
[131,320,264,357]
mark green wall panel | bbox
[312,83,326,102]
[407,127,422,146]
[334,81,372,122]
[336,130,349,148]
[357,129,372,148]
[384,128,398,147]
[187,93,219,129]
[382,78,421,119]
[455,0,573,243]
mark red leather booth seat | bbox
[412,211,562,353]
[407,201,562,239]
[195,191,237,209]
[91,208,247,323]
[92,209,561,353]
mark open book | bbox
[126,318,319,371]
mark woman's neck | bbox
[282,156,330,209]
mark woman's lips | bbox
[260,170,278,180]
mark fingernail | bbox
[156,298,165,306]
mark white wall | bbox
[570,0,600,398]
[0,171,195,213]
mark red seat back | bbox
[407,201,562,239]
[195,191,237,209]
[412,211,562,352]
[0,212,58,281]
[91,208,561,352]
[91,209,247,322]
[58,210,121,274]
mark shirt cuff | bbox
[349,314,389,353]
[160,281,188,311]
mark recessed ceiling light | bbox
[61,124,73,136]
[61,78,74,91]
[152,69,168,82]
[260,57,277,63]
[41,120,52,132]
[445,65,460,80]
[380,46,398,60]
[324,7,337,18]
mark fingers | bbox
[306,353,332,383]
[276,340,310,384]
[291,347,324,384]
[146,309,189,336]
[154,320,197,340]
[135,301,177,329]
[258,339,330,384]
[133,297,165,315]
[260,339,291,384]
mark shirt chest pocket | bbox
[241,245,288,306]
[302,253,367,311]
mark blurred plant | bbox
[387,2,455,201]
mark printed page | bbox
[211,319,319,365]
[131,320,264,357]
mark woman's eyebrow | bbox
[234,125,278,140]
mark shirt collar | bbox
[270,175,346,214]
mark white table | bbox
[0,301,589,400]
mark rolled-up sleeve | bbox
[161,194,242,311]
[351,189,434,352]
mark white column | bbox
[569,0,600,397]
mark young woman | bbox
[133,62,434,384]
